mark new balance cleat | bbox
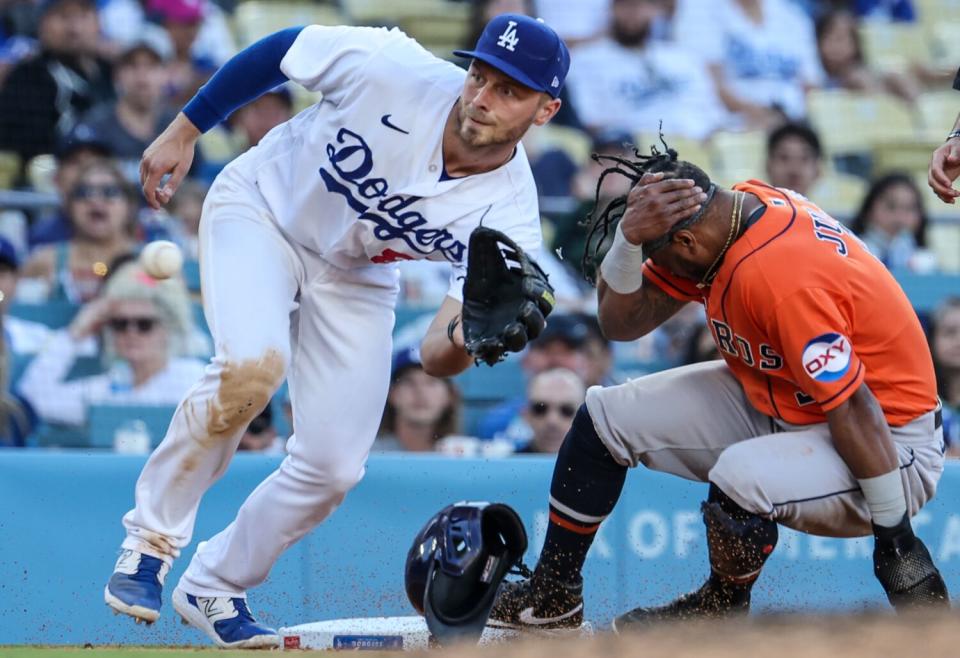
[172,586,279,649]
[104,549,168,624]
[612,579,750,633]
[487,573,584,632]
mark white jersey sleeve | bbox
[279,25,406,103]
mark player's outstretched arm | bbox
[928,112,960,203]
[420,296,473,378]
[140,27,305,208]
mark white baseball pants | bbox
[120,166,399,597]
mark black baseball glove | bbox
[461,227,555,366]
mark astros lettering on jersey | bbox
[642,180,937,426]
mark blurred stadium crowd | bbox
[0,0,958,458]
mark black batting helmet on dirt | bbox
[405,501,528,645]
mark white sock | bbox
[858,469,907,528]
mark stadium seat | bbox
[399,12,470,55]
[926,21,960,69]
[636,133,712,173]
[182,258,201,292]
[859,22,930,72]
[894,271,960,313]
[872,138,941,178]
[8,301,80,329]
[87,404,177,449]
[708,131,767,186]
[233,1,346,47]
[916,91,960,140]
[342,0,456,25]
[809,173,868,222]
[454,356,526,403]
[0,151,21,189]
[528,124,593,167]
[807,91,917,157]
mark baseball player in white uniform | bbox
[104,15,570,648]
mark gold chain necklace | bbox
[697,190,743,290]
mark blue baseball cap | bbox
[454,14,570,99]
[0,235,20,270]
[392,345,423,378]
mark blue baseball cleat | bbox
[104,549,168,624]
[172,586,279,649]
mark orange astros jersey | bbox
[642,179,937,426]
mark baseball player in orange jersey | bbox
[486,144,949,632]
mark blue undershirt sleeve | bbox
[182,26,305,133]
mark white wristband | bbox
[858,469,907,528]
[599,223,646,294]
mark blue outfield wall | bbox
[2,452,960,645]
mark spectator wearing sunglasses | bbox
[19,261,205,429]
[518,368,586,454]
[20,160,138,304]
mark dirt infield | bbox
[438,611,960,658]
[5,612,960,656]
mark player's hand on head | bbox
[619,172,707,245]
[68,297,115,341]
[140,113,200,210]
[928,138,960,204]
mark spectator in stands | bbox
[534,0,610,47]
[566,0,723,140]
[149,0,216,107]
[478,312,613,442]
[100,0,235,68]
[765,122,822,197]
[18,261,205,428]
[850,173,938,273]
[673,0,822,129]
[0,236,53,356]
[0,1,40,87]
[0,0,114,165]
[237,404,285,454]
[20,160,139,303]
[26,133,113,249]
[852,0,915,22]
[376,346,462,452]
[929,297,960,456]
[518,368,585,453]
[73,26,178,183]
[815,8,918,104]
[230,86,293,149]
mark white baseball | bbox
[140,240,184,280]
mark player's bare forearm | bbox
[825,383,899,479]
[597,277,687,341]
[420,296,473,377]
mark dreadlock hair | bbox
[580,133,713,285]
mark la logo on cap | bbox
[497,20,519,52]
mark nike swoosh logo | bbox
[517,604,583,626]
[380,114,410,134]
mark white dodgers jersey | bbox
[225,25,543,301]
